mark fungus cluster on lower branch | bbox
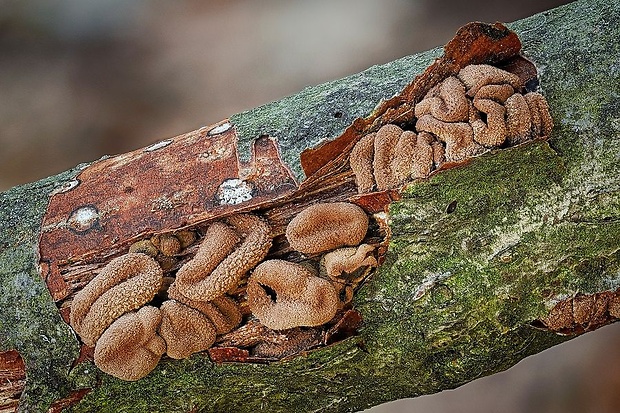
[69,204,378,381]
[349,64,553,193]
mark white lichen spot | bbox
[207,122,232,136]
[52,179,80,195]
[144,139,173,152]
[217,179,253,205]
[67,205,100,233]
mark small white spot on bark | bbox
[67,205,100,233]
[208,122,232,136]
[144,139,173,152]
[217,179,253,205]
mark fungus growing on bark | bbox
[415,116,483,161]
[456,64,523,97]
[128,239,158,257]
[469,98,509,147]
[414,76,469,122]
[372,124,405,190]
[524,92,554,138]
[167,284,242,335]
[93,306,166,381]
[174,230,197,249]
[172,214,271,301]
[413,64,552,160]
[286,202,368,254]
[349,133,376,193]
[159,300,217,359]
[321,244,377,279]
[70,253,163,346]
[247,260,339,330]
[350,125,436,193]
[151,234,182,256]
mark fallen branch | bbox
[1,0,619,412]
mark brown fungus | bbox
[159,300,217,359]
[174,230,197,249]
[457,64,523,97]
[349,125,436,193]
[172,214,271,302]
[524,92,554,138]
[93,306,166,381]
[168,284,242,335]
[414,76,469,122]
[151,234,182,256]
[414,64,552,159]
[505,92,532,145]
[70,253,163,347]
[372,124,404,190]
[415,115,483,161]
[286,202,369,254]
[349,133,376,193]
[321,244,377,279]
[128,239,158,257]
[469,98,508,147]
[247,259,339,330]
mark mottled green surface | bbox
[0,168,82,412]
[0,0,619,412]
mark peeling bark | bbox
[0,0,619,412]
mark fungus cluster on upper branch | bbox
[349,64,553,193]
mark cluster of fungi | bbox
[66,31,554,381]
[70,203,377,380]
[349,64,552,192]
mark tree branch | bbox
[1,0,619,412]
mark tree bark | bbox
[1,0,619,412]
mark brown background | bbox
[3,1,620,412]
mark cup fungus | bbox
[321,244,377,279]
[285,202,369,255]
[93,306,166,381]
[159,300,217,359]
[350,125,436,192]
[247,259,339,330]
[70,253,164,347]
[351,63,553,193]
[151,234,182,256]
[167,285,242,335]
[172,213,272,302]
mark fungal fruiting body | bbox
[159,300,217,359]
[285,202,369,255]
[172,214,272,301]
[247,260,339,330]
[94,306,166,381]
[70,253,163,347]
[350,63,553,193]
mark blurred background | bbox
[3,1,620,412]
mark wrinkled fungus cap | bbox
[70,253,163,347]
[94,306,166,381]
[247,259,339,330]
[172,214,271,302]
[286,202,368,255]
[159,300,217,359]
